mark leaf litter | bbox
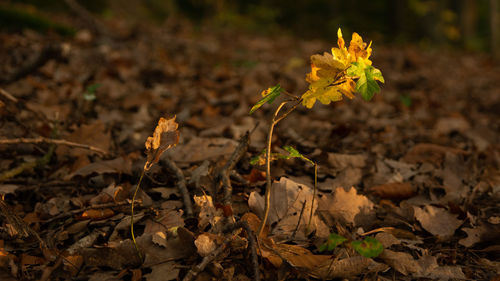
[0,11,499,281]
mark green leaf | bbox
[347,62,384,101]
[83,83,101,101]
[249,84,283,114]
[351,237,383,258]
[282,146,315,166]
[318,233,347,252]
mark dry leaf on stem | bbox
[144,116,179,170]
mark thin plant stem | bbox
[131,169,145,260]
[306,163,318,234]
[257,98,302,237]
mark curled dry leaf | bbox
[144,116,180,170]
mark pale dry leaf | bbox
[413,205,462,239]
[379,249,421,275]
[144,116,180,170]
[194,195,224,232]
[248,177,329,241]
[380,250,466,279]
[309,256,389,279]
[151,231,167,248]
[195,233,222,257]
[318,186,374,227]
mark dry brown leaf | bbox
[366,182,416,200]
[318,186,374,227]
[195,233,224,257]
[194,195,224,232]
[248,177,329,241]
[144,116,179,170]
[56,120,111,158]
[309,256,389,279]
[380,250,466,279]
[144,261,180,281]
[402,143,468,166]
[168,137,237,164]
[67,156,132,180]
[413,205,462,239]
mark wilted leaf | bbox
[144,116,180,170]
[351,237,383,258]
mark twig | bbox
[291,200,307,240]
[161,157,194,217]
[0,137,109,156]
[224,221,260,281]
[0,88,18,103]
[306,163,318,234]
[131,170,145,261]
[182,240,230,281]
[218,132,250,206]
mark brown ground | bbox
[0,15,499,281]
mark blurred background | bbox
[0,0,498,56]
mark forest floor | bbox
[0,14,499,281]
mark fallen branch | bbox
[0,137,109,156]
[217,131,250,207]
[0,88,18,103]
[161,157,194,217]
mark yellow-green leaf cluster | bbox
[301,28,381,108]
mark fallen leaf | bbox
[195,233,223,257]
[309,255,389,279]
[144,261,179,281]
[144,116,180,170]
[318,186,374,227]
[403,143,468,166]
[379,250,466,279]
[67,156,132,180]
[194,195,224,232]
[248,177,329,241]
[413,205,462,239]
